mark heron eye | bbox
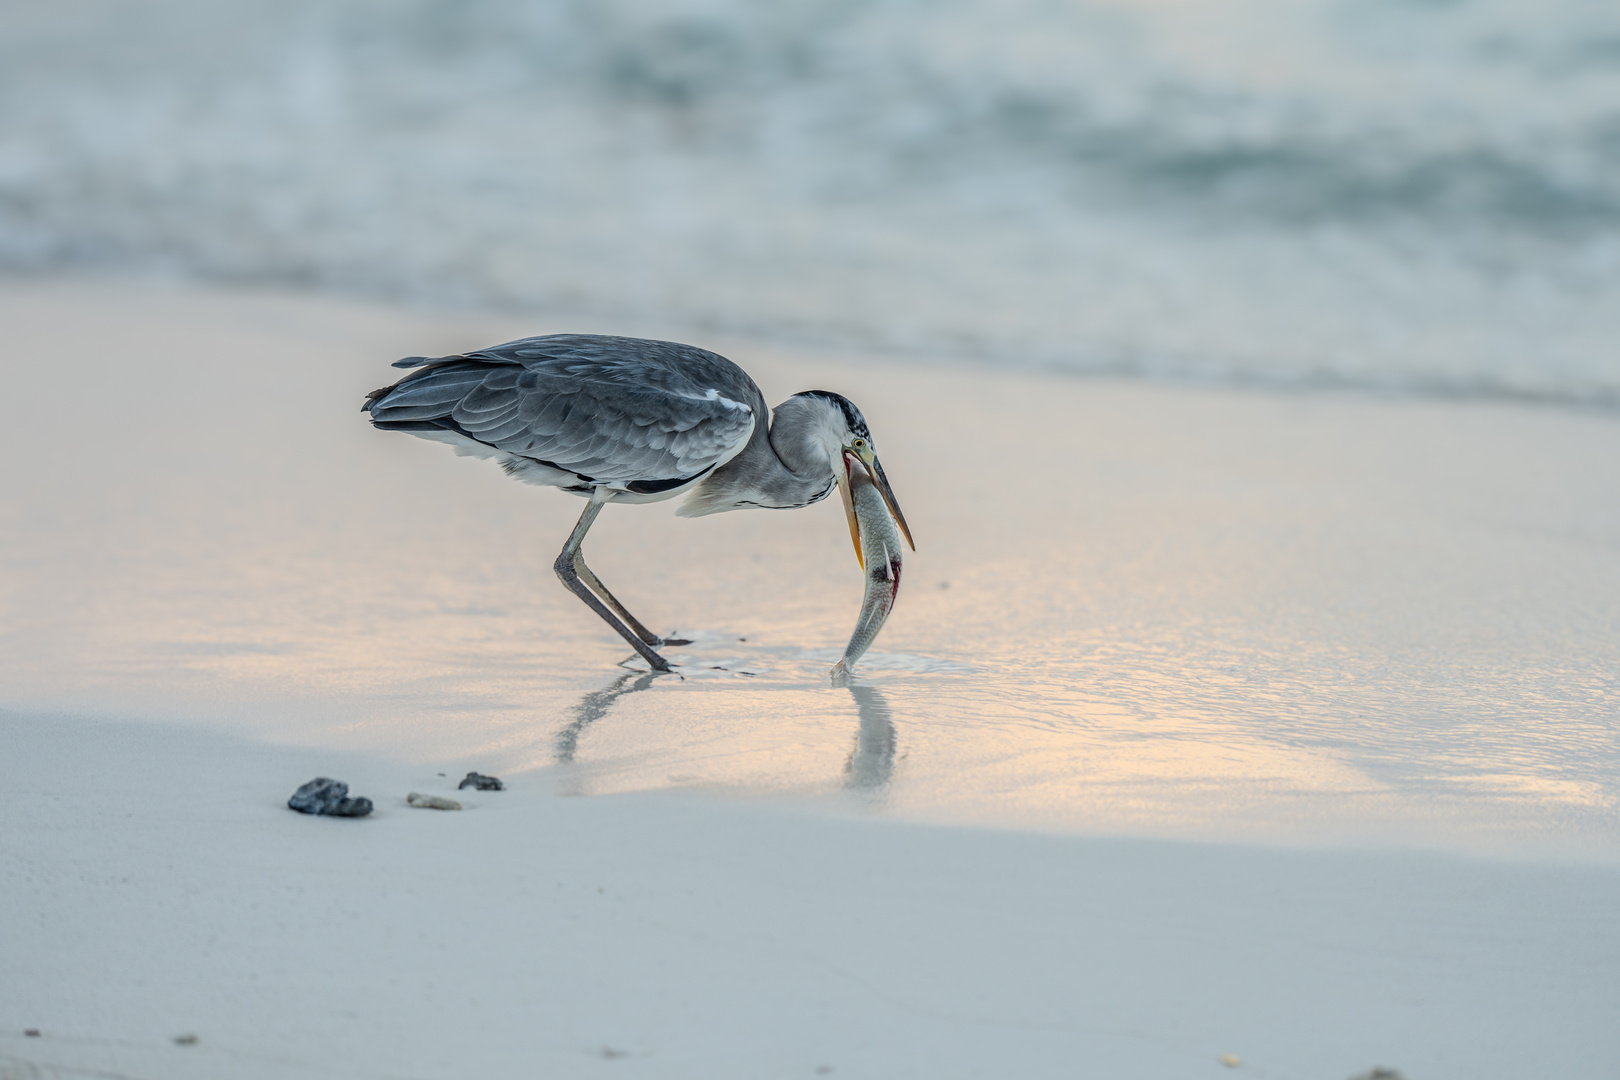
[852,438,867,451]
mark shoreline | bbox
[9,268,1620,417]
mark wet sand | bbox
[3,277,1619,1077]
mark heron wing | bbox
[366,335,759,484]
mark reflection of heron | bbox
[845,683,898,793]
[554,670,658,764]
[364,335,912,672]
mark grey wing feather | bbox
[364,335,759,484]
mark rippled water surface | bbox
[2,0,1620,402]
[3,283,1616,858]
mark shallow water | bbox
[3,282,1616,859]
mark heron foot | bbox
[620,654,680,676]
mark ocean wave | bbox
[2,0,1619,403]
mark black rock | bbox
[458,771,504,791]
[287,777,373,817]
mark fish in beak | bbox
[837,454,864,569]
[832,462,906,679]
[838,445,915,570]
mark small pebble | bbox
[24,1029,40,1038]
[600,1046,629,1060]
[458,771,504,791]
[407,792,461,811]
[174,1034,199,1046]
[287,778,372,818]
[1218,1053,1241,1067]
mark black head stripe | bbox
[798,390,870,440]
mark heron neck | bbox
[676,394,836,516]
[715,409,837,509]
[767,416,836,483]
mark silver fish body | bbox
[832,468,904,677]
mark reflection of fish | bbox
[845,682,897,793]
[832,468,903,677]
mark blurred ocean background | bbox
[3,0,1618,405]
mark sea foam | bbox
[2,0,1618,404]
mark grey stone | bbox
[458,771,504,791]
[406,792,461,810]
[287,777,373,817]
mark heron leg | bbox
[571,557,663,647]
[553,499,672,672]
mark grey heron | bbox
[363,334,913,672]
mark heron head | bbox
[784,391,915,567]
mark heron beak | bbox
[856,449,916,551]
[837,458,864,570]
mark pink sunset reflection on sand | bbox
[3,281,1618,858]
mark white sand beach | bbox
[7,710,1619,1080]
[2,278,1619,1078]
